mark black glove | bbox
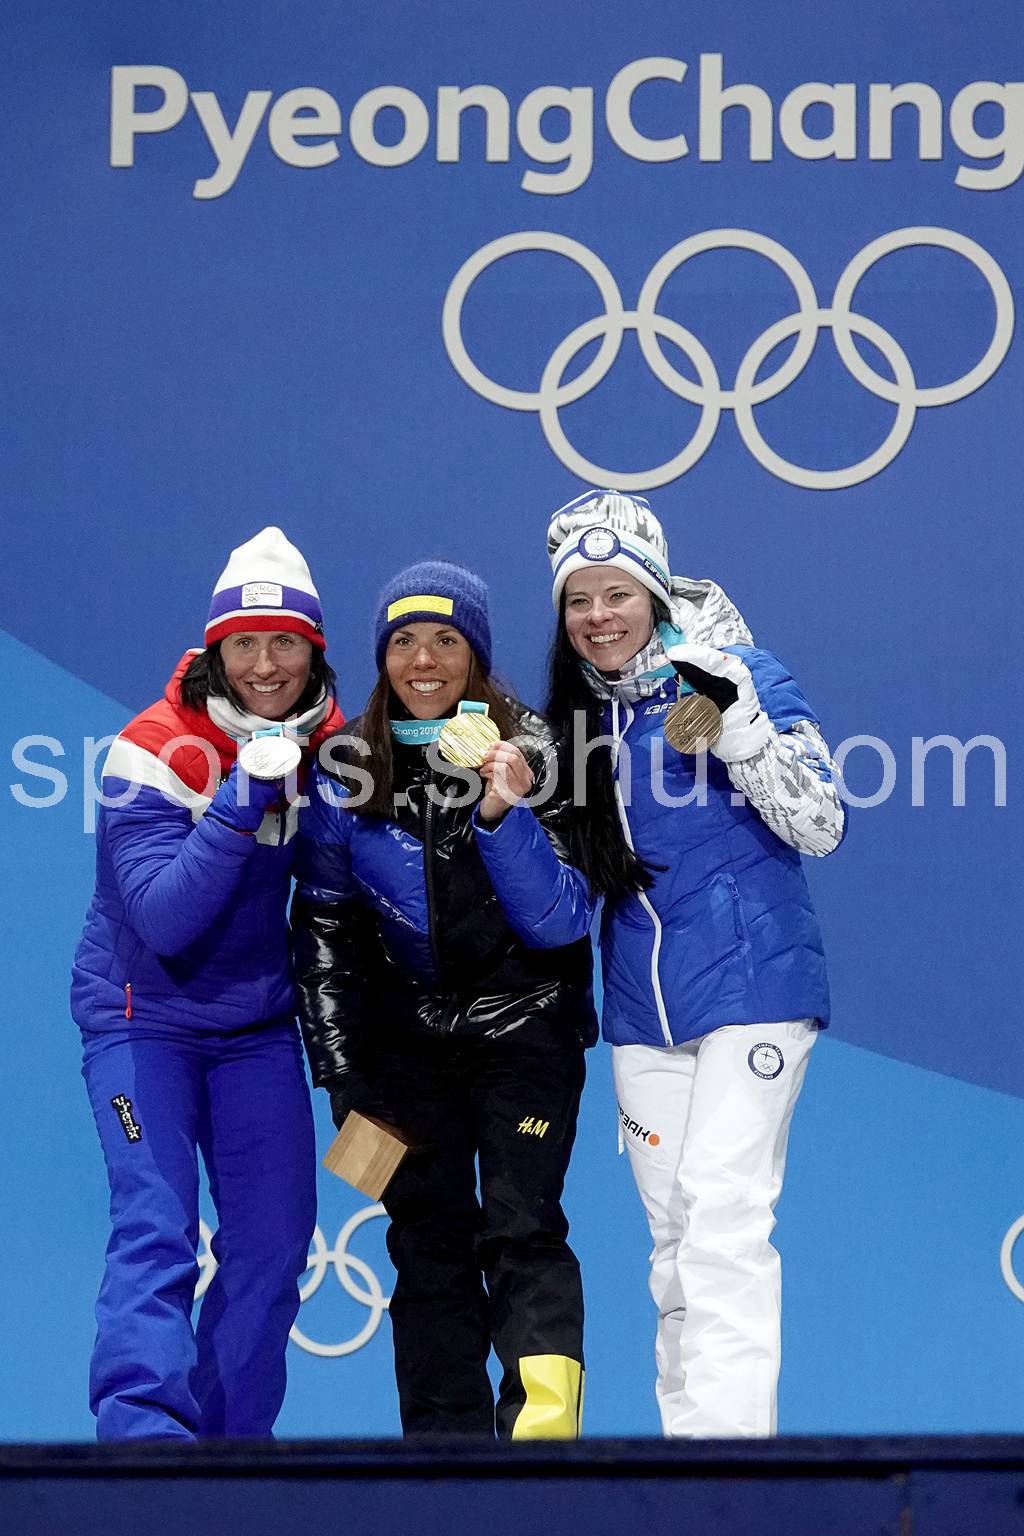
[325,1070,396,1131]
[671,660,740,713]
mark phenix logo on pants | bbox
[619,1105,661,1147]
[111,1094,142,1143]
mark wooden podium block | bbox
[322,1111,412,1200]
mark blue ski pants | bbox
[82,1020,316,1440]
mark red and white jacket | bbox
[71,653,343,1037]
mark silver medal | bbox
[238,733,302,780]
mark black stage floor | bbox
[3,1435,1024,1534]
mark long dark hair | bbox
[178,642,336,717]
[344,651,521,818]
[545,607,658,900]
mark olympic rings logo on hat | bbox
[196,1207,391,1358]
[579,528,621,561]
[441,228,1014,492]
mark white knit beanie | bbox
[205,527,325,650]
[547,490,672,609]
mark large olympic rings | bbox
[441,227,1014,491]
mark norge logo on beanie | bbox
[242,582,284,608]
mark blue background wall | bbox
[1,0,1021,1439]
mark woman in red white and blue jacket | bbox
[71,528,342,1441]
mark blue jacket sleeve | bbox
[472,745,594,949]
[725,645,820,732]
[101,781,258,957]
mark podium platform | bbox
[3,1435,1024,1534]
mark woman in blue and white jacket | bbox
[544,490,845,1439]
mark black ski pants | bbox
[371,1033,587,1438]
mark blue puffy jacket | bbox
[292,706,598,1087]
[600,646,831,1047]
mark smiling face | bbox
[220,631,314,720]
[563,567,656,673]
[385,622,473,719]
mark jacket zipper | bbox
[611,698,673,1048]
[422,781,443,983]
[124,982,133,1020]
[725,874,748,945]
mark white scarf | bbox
[206,688,332,745]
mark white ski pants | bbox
[612,1019,817,1438]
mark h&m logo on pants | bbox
[111,1094,142,1143]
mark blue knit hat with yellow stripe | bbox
[374,560,492,671]
[547,489,671,610]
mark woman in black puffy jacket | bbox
[291,559,596,1440]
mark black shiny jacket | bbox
[291,704,597,1089]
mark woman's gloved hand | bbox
[326,1071,395,1131]
[208,759,284,835]
[666,643,772,763]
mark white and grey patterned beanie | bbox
[547,489,672,609]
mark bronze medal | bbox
[664,693,723,755]
[437,704,501,768]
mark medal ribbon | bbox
[389,700,488,746]
[389,718,446,745]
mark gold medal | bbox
[437,702,501,768]
[664,693,722,755]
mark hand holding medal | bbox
[237,725,302,779]
[436,702,533,821]
[663,650,731,756]
[664,688,724,755]
[664,643,770,762]
[478,740,534,822]
[437,701,501,768]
